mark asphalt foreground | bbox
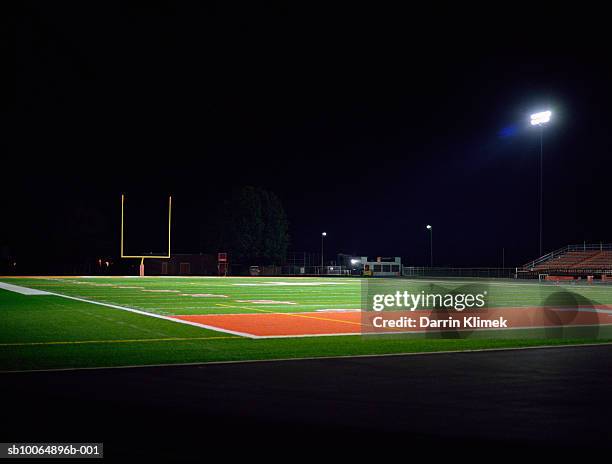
[3,345,612,461]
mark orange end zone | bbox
[170,306,612,338]
[171,312,363,338]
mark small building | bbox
[146,253,218,276]
[338,255,402,277]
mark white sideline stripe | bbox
[0,282,51,295]
[44,292,257,339]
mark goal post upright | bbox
[120,194,172,276]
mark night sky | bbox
[8,4,612,270]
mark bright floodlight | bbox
[530,110,552,126]
[351,259,360,265]
[322,232,327,236]
[426,225,432,230]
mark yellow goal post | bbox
[120,194,172,276]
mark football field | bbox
[1,276,612,372]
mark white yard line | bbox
[44,292,258,338]
[0,282,51,295]
[0,280,257,339]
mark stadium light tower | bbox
[426,225,433,267]
[530,110,552,256]
[321,232,327,268]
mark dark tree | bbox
[210,186,289,264]
[261,190,290,264]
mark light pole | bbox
[321,232,327,269]
[426,225,433,267]
[530,110,551,256]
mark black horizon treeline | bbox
[0,186,289,274]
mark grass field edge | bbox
[2,340,611,374]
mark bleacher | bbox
[578,250,612,269]
[531,251,599,271]
[523,244,612,278]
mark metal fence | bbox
[402,267,518,279]
[237,265,521,279]
[247,265,355,276]
[517,268,612,278]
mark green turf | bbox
[3,276,362,315]
[1,276,611,371]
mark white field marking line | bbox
[39,291,258,339]
[2,342,612,374]
[233,282,354,286]
[141,289,180,293]
[180,294,229,298]
[237,332,362,339]
[316,308,361,312]
[175,310,359,317]
[235,300,298,305]
[0,282,51,295]
[148,307,231,311]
